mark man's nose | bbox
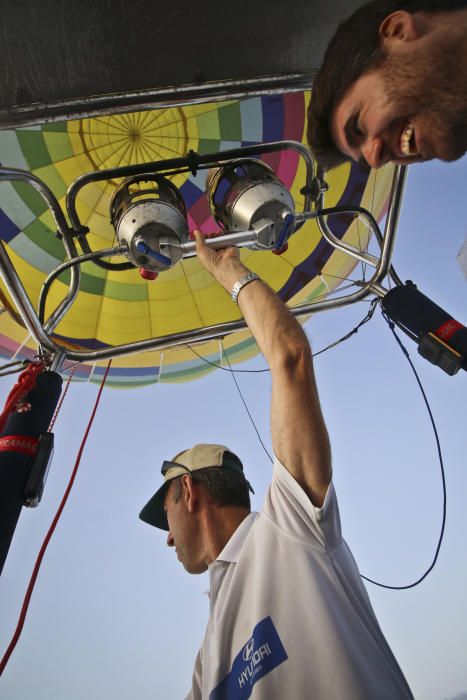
[167,531,174,547]
[361,136,387,169]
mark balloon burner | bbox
[110,175,189,272]
[206,159,295,250]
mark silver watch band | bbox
[231,272,260,304]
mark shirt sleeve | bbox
[261,457,342,550]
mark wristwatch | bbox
[231,272,260,304]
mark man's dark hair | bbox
[171,467,251,511]
[307,0,467,170]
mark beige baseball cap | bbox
[139,443,253,531]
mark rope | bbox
[48,367,75,432]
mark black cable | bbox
[220,341,274,464]
[386,314,419,343]
[187,343,270,373]
[360,308,447,590]
[312,298,378,358]
[186,300,379,372]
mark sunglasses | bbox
[160,459,254,494]
[161,460,193,477]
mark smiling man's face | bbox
[331,19,467,168]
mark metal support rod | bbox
[0,242,59,354]
[0,233,395,366]
[49,352,67,373]
[66,140,315,233]
[361,282,389,298]
[371,166,406,280]
[379,165,407,287]
[25,204,400,363]
[65,139,315,272]
[0,167,83,336]
[42,270,80,335]
[314,166,407,284]
[40,245,128,330]
[362,167,406,288]
[0,158,405,369]
[180,230,258,257]
[0,174,402,365]
[37,276,386,363]
[300,209,381,267]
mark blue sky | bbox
[0,154,466,700]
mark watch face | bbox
[232,273,259,304]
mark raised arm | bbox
[194,232,331,507]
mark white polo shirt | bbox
[186,459,413,699]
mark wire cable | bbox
[220,341,273,464]
[360,309,447,590]
[187,343,269,373]
[0,360,112,676]
[312,299,378,358]
[187,300,379,373]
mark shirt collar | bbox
[215,511,258,564]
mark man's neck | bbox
[201,506,251,566]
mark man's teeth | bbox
[401,123,417,156]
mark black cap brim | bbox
[139,482,170,531]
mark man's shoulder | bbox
[259,457,342,548]
[271,457,337,509]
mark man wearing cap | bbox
[140,232,413,699]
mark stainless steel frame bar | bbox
[0,242,61,354]
[66,140,316,233]
[39,245,128,330]
[0,167,82,335]
[315,166,407,285]
[0,164,407,367]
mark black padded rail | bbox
[0,0,364,127]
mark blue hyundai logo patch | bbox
[209,617,288,699]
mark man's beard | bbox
[380,33,467,162]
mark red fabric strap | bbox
[435,319,463,342]
[0,435,39,457]
[0,362,44,434]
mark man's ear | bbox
[182,475,198,513]
[379,10,424,46]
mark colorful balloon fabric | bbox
[0,93,395,387]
